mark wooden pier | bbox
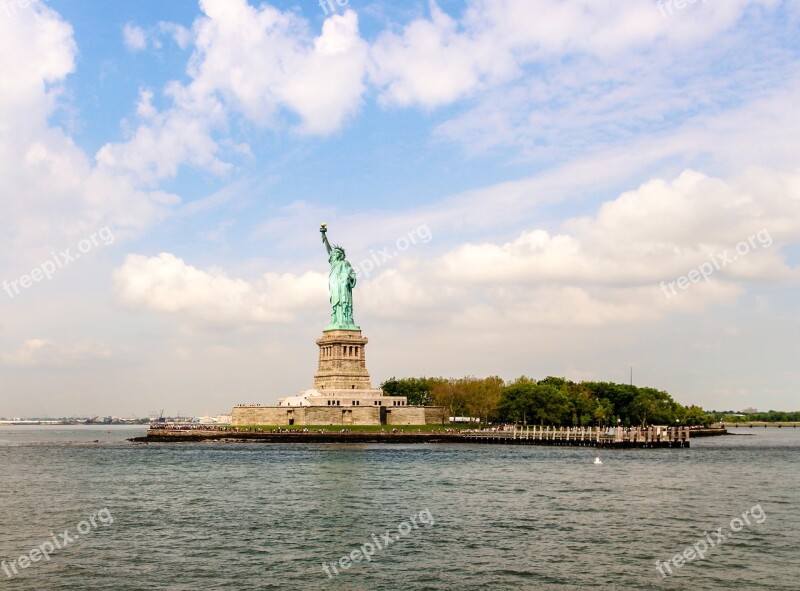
[462,425,690,448]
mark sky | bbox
[0,0,798,418]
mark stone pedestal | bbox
[313,329,373,391]
[233,325,448,426]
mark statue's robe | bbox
[328,257,356,324]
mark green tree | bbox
[381,377,442,406]
[431,379,469,420]
[463,376,504,426]
[497,376,536,424]
[538,376,567,388]
[593,399,614,426]
[385,374,717,429]
[680,405,711,426]
[564,382,597,426]
[630,387,679,426]
[498,378,571,426]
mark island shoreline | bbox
[130,427,727,446]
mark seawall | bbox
[133,430,459,444]
[131,427,700,447]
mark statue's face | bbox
[332,249,344,261]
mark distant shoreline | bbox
[714,422,800,428]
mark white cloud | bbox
[0,2,75,122]
[358,268,440,321]
[95,85,231,183]
[96,0,791,184]
[158,21,192,49]
[2,0,798,415]
[363,0,791,171]
[187,0,367,134]
[1,338,116,367]
[123,22,147,52]
[0,4,179,271]
[97,0,369,184]
[369,0,776,110]
[113,168,799,332]
[360,167,800,327]
[113,252,326,327]
[369,2,490,108]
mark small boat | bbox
[594,456,603,465]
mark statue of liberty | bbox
[320,224,359,330]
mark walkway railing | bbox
[462,425,690,448]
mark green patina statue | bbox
[321,223,359,330]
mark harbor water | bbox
[0,426,798,590]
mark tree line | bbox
[708,410,800,423]
[381,376,712,427]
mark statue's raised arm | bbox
[320,222,332,255]
[320,223,358,331]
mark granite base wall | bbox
[424,406,447,425]
[232,405,447,426]
[386,406,425,425]
[386,406,447,425]
[233,405,381,426]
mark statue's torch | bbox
[320,222,331,254]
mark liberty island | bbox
[141,225,698,444]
